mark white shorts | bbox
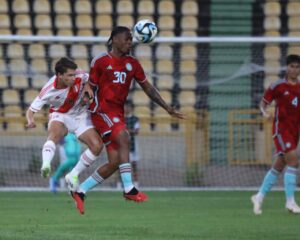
[48,111,94,137]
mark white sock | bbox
[70,148,98,176]
[286,197,295,205]
[256,192,265,202]
[42,140,56,167]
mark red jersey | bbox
[263,79,300,134]
[89,52,147,115]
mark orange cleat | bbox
[70,191,85,215]
[124,190,148,202]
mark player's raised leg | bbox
[65,128,103,191]
[41,140,56,178]
[70,150,119,214]
[65,148,100,190]
[42,121,67,178]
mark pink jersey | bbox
[30,71,89,115]
[263,79,300,134]
[89,52,147,115]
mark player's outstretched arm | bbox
[26,108,36,128]
[140,80,186,119]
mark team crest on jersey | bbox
[113,117,120,123]
[126,63,132,71]
[286,142,291,148]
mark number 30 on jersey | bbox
[113,71,127,84]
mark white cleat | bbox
[40,163,51,178]
[285,202,300,214]
[65,173,79,191]
[251,195,262,215]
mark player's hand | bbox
[81,91,92,106]
[83,83,94,99]
[167,106,187,119]
[26,121,36,128]
[263,112,274,122]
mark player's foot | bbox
[65,173,79,191]
[251,195,262,215]
[286,201,300,214]
[41,162,51,178]
[70,191,85,215]
[49,177,58,193]
[123,187,148,202]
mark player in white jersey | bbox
[26,57,103,179]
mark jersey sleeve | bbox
[89,60,101,87]
[29,89,49,112]
[262,86,276,104]
[76,70,89,83]
[134,60,147,83]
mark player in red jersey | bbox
[251,54,300,214]
[68,26,185,213]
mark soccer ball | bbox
[133,19,158,44]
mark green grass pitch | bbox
[1,191,300,240]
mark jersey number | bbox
[113,71,127,84]
[292,97,298,107]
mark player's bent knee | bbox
[90,145,102,156]
[116,133,130,148]
[110,157,120,167]
[87,139,103,156]
[109,162,119,172]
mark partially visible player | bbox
[49,133,81,193]
[26,57,103,180]
[251,54,300,214]
[67,26,186,214]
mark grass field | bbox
[1,191,300,240]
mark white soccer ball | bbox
[133,19,158,44]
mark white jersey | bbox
[30,71,89,116]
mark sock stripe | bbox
[92,172,104,183]
[119,163,133,193]
[120,167,131,173]
[82,152,93,166]
[119,163,132,173]
[119,163,131,169]
[286,167,297,175]
[271,168,280,175]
